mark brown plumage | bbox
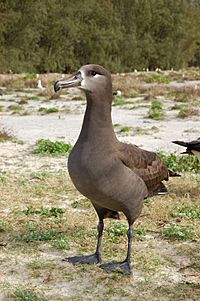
[54,64,173,275]
[173,138,200,160]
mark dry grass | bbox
[177,107,199,118]
[112,73,143,97]
[0,172,199,300]
[0,126,13,142]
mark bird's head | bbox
[54,64,112,97]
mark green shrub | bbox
[148,100,165,120]
[157,151,199,173]
[33,139,72,156]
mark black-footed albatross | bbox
[54,64,173,275]
[172,138,200,161]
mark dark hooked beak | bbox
[54,71,83,92]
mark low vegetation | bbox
[8,104,23,111]
[33,139,72,156]
[157,151,200,173]
[145,74,171,84]
[24,206,65,218]
[148,100,165,120]
[0,68,200,300]
[0,126,13,142]
[11,287,47,301]
[171,205,200,220]
[162,224,195,241]
[113,96,126,106]
[0,172,199,300]
[177,106,199,118]
[38,107,59,114]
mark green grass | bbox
[24,206,65,218]
[30,171,51,180]
[8,104,23,111]
[157,151,200,173]
[106,221,127,242]
[145,74,170,84]
[173,93,192,102]
[0,218,7,232]
[0,174,7,182]
[113,96,126,106]
[33,139,72,156]
[23,73,37,80]
[120,126,131,133]
[148,100,165,120]
[17,225,59,242]
[106,221,146,243]
[16,223,69,248]
[71,198,91,209]
[11,287,46,301]
[153,283,200,301]
[171,205,200,219]
[0,171,199,300]
[162,224,195,241]
[52,236,70,250]
[135,126,159,135]
[27,96,40,101]
[38,107,59,114]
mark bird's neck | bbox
[78,91,116,143]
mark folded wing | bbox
[118,142,169,197]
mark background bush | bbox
[0,0,200,73]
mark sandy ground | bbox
[0,86,200,154]
[0,77,200,300]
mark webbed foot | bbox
[64,253,101,265]
[101,260,132,275]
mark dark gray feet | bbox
[65,253,101,265]
[101,260,132,275]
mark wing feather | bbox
[118,142,169,195]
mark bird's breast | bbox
[68,143,114,197]
[68,143,148,213]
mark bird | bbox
[113,90,122,97]
[37,79,45,90]
[54,64,175,275]
[172,138,200,161]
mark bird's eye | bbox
[74,71,81,79]
[91,71,97,76]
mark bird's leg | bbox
[101,224,133,275]
[66,220,104,265]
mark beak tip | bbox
[54,81,60,93]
